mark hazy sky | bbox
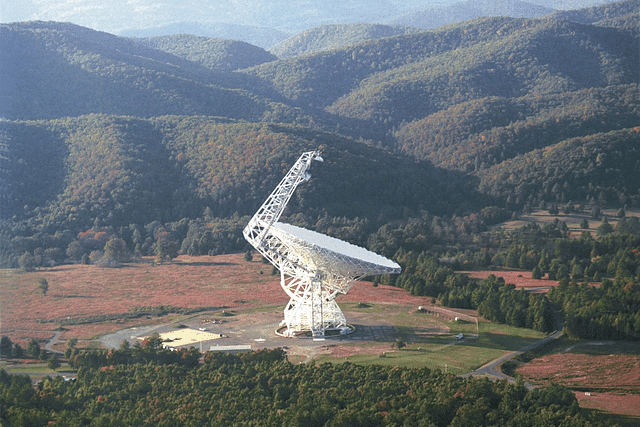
[0,0,616,34]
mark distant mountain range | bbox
[0,1,638,264]
[1,0,621,48]
[386,0,555,29]
[133,35,278,72]
[112,0,617,48]
[119,23,290,51]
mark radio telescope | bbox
[243,150,401,337]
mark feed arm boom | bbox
[243,150,323,249]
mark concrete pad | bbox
[157,328,223,348]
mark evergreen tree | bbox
[26,339,41,358]
[37,278,48,295]
[596,218,614,237]
[0,337,12,358]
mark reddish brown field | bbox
[517,342,640,420]
[460,270,559,289]
[1,254,282,344]
[0,254,437,345]
[575,392,640,421]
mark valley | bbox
[0,1,638,425]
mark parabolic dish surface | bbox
[272,222,401,274]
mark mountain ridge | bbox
[3,0,618,46]
[132,35,278,71]
[0,21,281,121]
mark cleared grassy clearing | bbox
[1,362,74,375]
[510,336,640,423]
[316,306,547,372]
[323,343,506,373]
[316,334,530,373]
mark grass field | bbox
[317,341,507,373]
[315,306,546,373]
[0,362,73,375]
[0,361,76,384]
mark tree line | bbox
[375,216,640,340]
[382,251,556,333]
[1,346,609,426]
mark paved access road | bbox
[462,319,564,387]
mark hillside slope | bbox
[118,22,290,49]
[551,0,639,26]
[0,2,638,268]
[394,84,639,171]
[269,24,421,59]
[1,116,485,229]
[478,127,640,207]
[325,18,638,125]
[0,21,275,121]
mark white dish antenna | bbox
[243,150,401,337]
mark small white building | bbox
[209,344,252,354]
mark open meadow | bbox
[0,254,287,347]
[515,339,640,426]
[0,253,469,347]
[461,269,560,290]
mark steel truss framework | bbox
[243,150,400,337]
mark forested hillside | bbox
[0,21,277,121]
[119,22,290,49]
[395,85,639,170]
[325,18,637,126]
[0,348,609,426]
[269,24,420,59]
[1,116,482,226]
[552,0,640,28]
[478,127,640,207]
[1,1,638,274]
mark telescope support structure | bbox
[243,150,400,337]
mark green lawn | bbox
[316,317,548,373]
[319,344,507,373]
[1,362,74,376]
